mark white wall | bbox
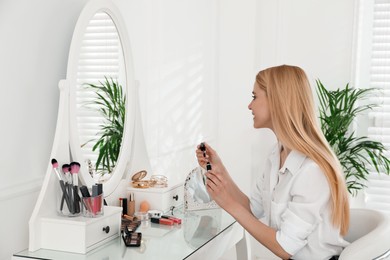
[0,0,87,259]
[0,0,357,259]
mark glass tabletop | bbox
[14,207,236,260]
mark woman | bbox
[196,65,350,260]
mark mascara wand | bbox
[199,143,212,184]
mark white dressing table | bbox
[14,207,249,260]
[19,0,252,259]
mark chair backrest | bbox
[339,208,390,260]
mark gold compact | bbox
[131,170,149,188]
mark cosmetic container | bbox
[134,211,150,228]
[57,181,81,217]
[128,198,135,216]
[82,193,104,217]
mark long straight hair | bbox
[256,65,349,235]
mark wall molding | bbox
[0,177,43,201]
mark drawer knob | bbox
[103,226,110,234]
[173,195,179,201]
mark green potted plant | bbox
[316,80,390,195]
[84,76,126,175]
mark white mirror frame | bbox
[67,0,136,196]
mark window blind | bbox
[365,0,390,215]
[75,12,125,169]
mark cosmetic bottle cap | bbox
[150,217,160,224]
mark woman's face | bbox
[248,82,272,129]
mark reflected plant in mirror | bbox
[83,76,126,175]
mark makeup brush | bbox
[70,162,80,185]
[51,158,71,213]
[60,164,71,211]
[51,159,64,181]
[70,162,81,213]
[62,164,71,183]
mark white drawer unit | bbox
[39,206,122,254]
[127,183,183,213]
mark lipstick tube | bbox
[161,215,182,224]
[151,217,174,226]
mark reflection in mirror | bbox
[184,209,222,249]
[75,11,126,182]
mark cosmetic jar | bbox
[149,175,168,188]
[134,211,150,228]
[148,209,163,218]
[82,193,104,218]
[57,181,81,217]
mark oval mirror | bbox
[67,0,136,196]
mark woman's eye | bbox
[252,95,256,99]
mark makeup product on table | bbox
[80,183,104,217]
[149,175,168,188]
[52,158,72,214]
[128,192,135,216]
[62,164,71,182]
[121,217,140,232]
[134,211,150,228]
[122,198,128,215]
[161,215,182,224]
[127,220,141,232]
[131,170,150,188]
[80,185,92,212]
[60,164,70,211]
[70,162,81,214]
[122,218,142,247]
[148,209,163,218]
[123,214,136,221]
[139,200,150,212]
[97,183,103,196]
[80,185,91,197]
[122,231,142,247]
[151,217,174,226]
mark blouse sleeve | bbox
[250,174,266,219]
[276,161,331,255]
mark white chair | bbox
[339,208,390,260]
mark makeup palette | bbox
[122,232,142,247]
[122,219,142,247]
[121,219,141,233]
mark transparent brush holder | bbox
[57,180,82,217]
[82,193,104,218]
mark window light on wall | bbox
[365,0,390,215]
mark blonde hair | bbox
[256,65,349,235]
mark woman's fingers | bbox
[205,171,221,187]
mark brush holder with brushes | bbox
[57,180,82,217]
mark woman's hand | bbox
[195,142,245,213]
[205,168,238,213]
[195,142,223,170]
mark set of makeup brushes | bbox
[51,158,81,215]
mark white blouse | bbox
[250,144,349,260]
